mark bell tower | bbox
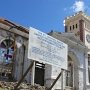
[64,11,90,48]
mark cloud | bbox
[63,7,68,11]
[70,1,85,12]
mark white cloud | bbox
[63,7,68,11]
[70,1,85,12]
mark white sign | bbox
[28,27,68,69]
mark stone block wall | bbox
[45,64,62,90]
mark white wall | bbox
[44,44,87,90]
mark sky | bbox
[0,0,90,33]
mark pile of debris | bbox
[0,81,48,90]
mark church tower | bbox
[64,11,90,48]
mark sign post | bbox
[27,27,68,90]
[61,69,64,90]
[31,60,35,85]
[15,27,68,89]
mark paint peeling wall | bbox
[0,26,31,83]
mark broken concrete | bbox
[0,81,48,90]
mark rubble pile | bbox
[0,81,15,89]
[0,81,48,90]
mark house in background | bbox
[0,11,90,90]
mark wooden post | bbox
[48,71,62,90]
[15,61,34,89]
[31,61,35,85]
[73,65,74,87]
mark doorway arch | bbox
[66,51,79,89]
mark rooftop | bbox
[65,11,90,22]
[0,17,29,34]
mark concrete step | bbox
[65,86,75,90]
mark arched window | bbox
[0,39,14,63]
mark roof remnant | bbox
[0,17,29,34]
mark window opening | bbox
[76,24,77,28]
[70,26,71,31]
[73,25,74,30]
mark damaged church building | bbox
[0,11,90,90]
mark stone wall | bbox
[0,24,31,83]
[44,33,88,90]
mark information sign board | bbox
[28,27,68,69]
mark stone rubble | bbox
[0,81,48,90]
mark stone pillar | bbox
[85,53,89,84]
[78,67,85,90]
[23,41,32,83]
[73,65,74,87]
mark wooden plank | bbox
[15,61,34,89]
[48,71,62,90]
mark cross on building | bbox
[4,49,12,60]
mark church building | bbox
[48,11,90,90]
[0,11,90,90]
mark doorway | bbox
[66,52,79,89]
[34,62,45,86]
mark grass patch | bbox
[0,88,7,90]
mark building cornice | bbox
[49,31,89,52]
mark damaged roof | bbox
[0,17,29,34]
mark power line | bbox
[85,5,90,13]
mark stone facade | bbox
[0,19,31,83]
[63,11,90,90]
[0,11,90,90]
[48,31,89,90]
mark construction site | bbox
[0,17,53,90]
[1,11,90,90]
